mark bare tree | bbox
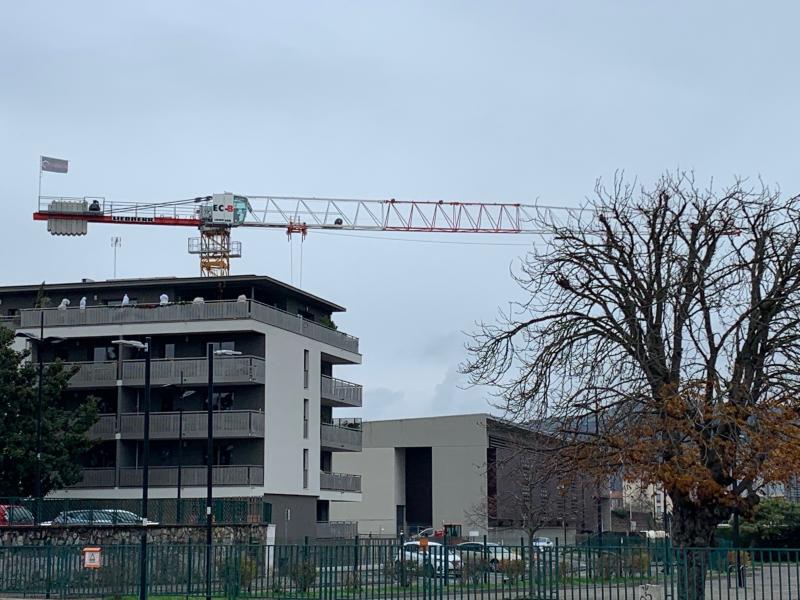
[464,172,800,600]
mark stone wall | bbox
[0,524,273,547]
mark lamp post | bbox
[205,344,242,600]
[16,313,64,525]
[112,338,151,600]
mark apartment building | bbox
[0,274,362,541]
[330,414,605,543]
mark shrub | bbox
[344,570,361,592]
[500,559,525,583]
[626,552,651,575]
[288,560,317,592]
[384,560,420,586]
[558,559,574,581]
[461,556,489,584]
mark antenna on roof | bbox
[111,236,122,279]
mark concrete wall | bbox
[264,326,320,497]
[331,414,490,536]
[432,443,487,533]
[331,447,399,536]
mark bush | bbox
[626,551,651,575]
[460,556,489,584]
[384,560,421,586]
[344,570,361,592]
[288,560,317,592]
[558,559,574,581]
[500,559,525,583]
[594,552,620,579]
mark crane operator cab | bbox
[198,193,250,227]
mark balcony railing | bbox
[123,356,265,386]
[62,356,265,388]
[320,375,362,407]
[20,299,359,354]
[320,472,361,493]
[320,420,362,452]
[88,410,265,440]
[65,361,118,388]
[120,465,264,488]
[316,521,358,539]
[67,465,264,488]
[67,468,116,489]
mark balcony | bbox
[65,361,117,388]
[63,356,265,389]
[320,419,362,452]
[122,356,265,386]
[68,465,264,489]
[20,299,359,354]
[320,472,361,493]
[68,468,116,489]
[88,410,265,440]
[320,375,362,407]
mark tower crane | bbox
[34,193,559,276]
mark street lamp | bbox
[16,314,65,525]
[176,386,196,524]
[111,338,151,600]
[205,345,242,600]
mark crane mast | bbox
[34,192,559,277]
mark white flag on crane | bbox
[40,156,68,173]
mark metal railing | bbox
[316,521,358,539]
[62,355,266,388]
[64,360,118,387]
[20,299,359,353]
[123,355,266,385]
[320,421,362,451]
[320,471,361,493]
[320,374,363,407]
[87,410,266,440]
[0,496,270,526]
[68,465,264,489]
[0,541,789,600]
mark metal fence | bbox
[0,540,796,600]
[0,496,271,526]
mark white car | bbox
[396,541,461,577]
[456,542,523,571]
[531,537,554,548]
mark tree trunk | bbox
[670,498,721,600]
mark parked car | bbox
[41,510,115,527]
[456,542,523,571]
[96,510,159,526]
[531,537,554,548]
[412,527,434,539]
[0,505,34,526]
[396,541,461,577]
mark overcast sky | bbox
[2,1,799,421]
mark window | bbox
[303,399,309,439]
[303,449,309,489]
[164,343,175,359]
[303,350,310,389]
[93,346,116,362]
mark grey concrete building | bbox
[0,274,362,541]
[330,414,608,543]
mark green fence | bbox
[0,540,796,600]
[0,496,272,526]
